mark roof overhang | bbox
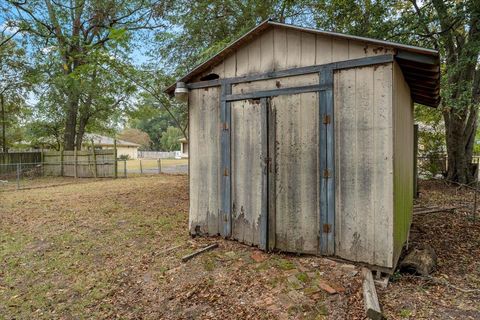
[165,20,440,108]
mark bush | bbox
[118,154,130,160]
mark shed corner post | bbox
[319,67,335,256]
[413,124,419,198]
[220,80,232,238]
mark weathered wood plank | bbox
[189,87,221,236]
[248,36,262,74]
[182,244,219,262]
[231,73,319,95]
[273,27,287,70]
[373,64,394,267]
[236,43,249,77]
[348,40,367,59]
[224,53,237,78]
[316,35,333,65]
[300,32,316,67]
[332,38,349,61]
[355,66,375,264]
[334,68,357,260]
[211,60,225,78]
[260,28,275,72]
[272,91,319,254]
[334,64,395,268]
[362,268,383,320]
[286,29,301,69]
[393,61,414,265]
[231,99,266,246]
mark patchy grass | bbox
[2,176,476,319]
[0,175,362,319]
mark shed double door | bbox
[230,92,320,254]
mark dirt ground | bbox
[380,180,480,319]
[0,176,479,319]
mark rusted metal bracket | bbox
[323,224,332,234]
[323,114,331,125]
[323,169,330,178]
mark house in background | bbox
[179,138,189,158]
[84,133,141,159]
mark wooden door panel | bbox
[231,99,268,248]
[270,92,320,254]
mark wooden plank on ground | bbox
[181,244,219,262]
[362,268,383,320]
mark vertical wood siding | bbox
[392,62,414,264]
[272,92,319,254]
[188,26,401,268]
[196,26,395,80]
[231,99,267,246]
[334,64,394,268]
[189,87,221,236]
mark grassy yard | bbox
[123,159,188,171]
[0,175,363,319]
[0,177,479,319]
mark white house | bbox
[179,138,188,158]
[84,133,141,159]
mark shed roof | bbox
[165,19,440,107]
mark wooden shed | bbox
[166,20,440,272]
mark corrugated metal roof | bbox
[165,19,440,107]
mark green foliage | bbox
[160,126,183,151]
[154,0,312,74]
[118,154,130,160]
[415,104,446,177]
[25,120,64,150]
[0,0,169,150]
[118,128,151,150]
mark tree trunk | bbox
[63,94,79,151]
[75,110,90,151]
[444,108,478,183]
[1,94,6,152]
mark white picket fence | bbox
[138,151,179,159]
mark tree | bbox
[118,128,151,149]
[154,0,313,74]
[160,126,182,151]
[394,0,480,183]
[2,0,170,150]
[127,87,188,150]
[307,0,480,183]
[0,30,31,152]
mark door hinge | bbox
[323,169,330,178]
[323,224,332,233]
[222,122,229,130]
[323,114,331,125]
[224,167,229,176]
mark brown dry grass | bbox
[2,177,477,319]
[0,175,363,319]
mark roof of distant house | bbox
[84,133,141,147]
